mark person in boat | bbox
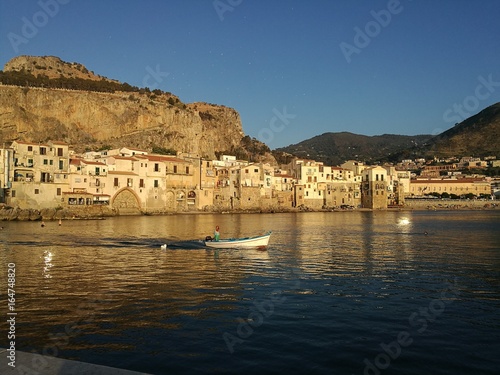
[214,225,220,242]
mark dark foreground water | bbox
[1,211,499,375]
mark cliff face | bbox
[0,85,244,157]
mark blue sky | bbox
[1,0,499,148]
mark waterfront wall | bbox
[403,199,498,210]
[2,198,497,221]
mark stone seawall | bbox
[0,205,116,221]
[2,200,498,221]
[402,199,499,210]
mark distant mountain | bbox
[276,132,432,165]
[276,102,500,165]
[424,102,500,158]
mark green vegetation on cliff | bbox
[0,69,177,98]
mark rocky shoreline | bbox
[1,200,498,221]
[0,206,116,221]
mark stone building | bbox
[8,141,71,209]
[361,166,388,209]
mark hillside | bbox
[277,132,432,165]
[277,103,500,165]
[4,55,118,83]
[425,102,500,157]
[0,55,273,162]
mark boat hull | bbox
[204,233,271,249]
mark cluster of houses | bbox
[0,140,496,215]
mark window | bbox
[34,189,39,194]
[127,178,133,187]
[43,159,48,165]
[40,147,47,155]
[12,190,16,197]
[376,174,379,181]
[49,160,53,166]
[173,165,177,173]
[139,179,145,188]
[59,160,63,170]
[154,163,160,172]
[28,146,33,151]
[254,169,258,173]
[57,188,61,196]
[186,166,189,174]
[154,180,159,188]
[57,148,63,156]
[114,178,119,187]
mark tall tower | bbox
[361,166,388,209]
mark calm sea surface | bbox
[1,211,499,375]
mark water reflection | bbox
[43,250,53,278]
[1,211,498,375]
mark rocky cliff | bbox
[0,56,247,158]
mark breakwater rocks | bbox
[403,199,499,210]
[0,206,116,221]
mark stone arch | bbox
[112,188,141,215]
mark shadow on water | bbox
[4,235,210,250]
